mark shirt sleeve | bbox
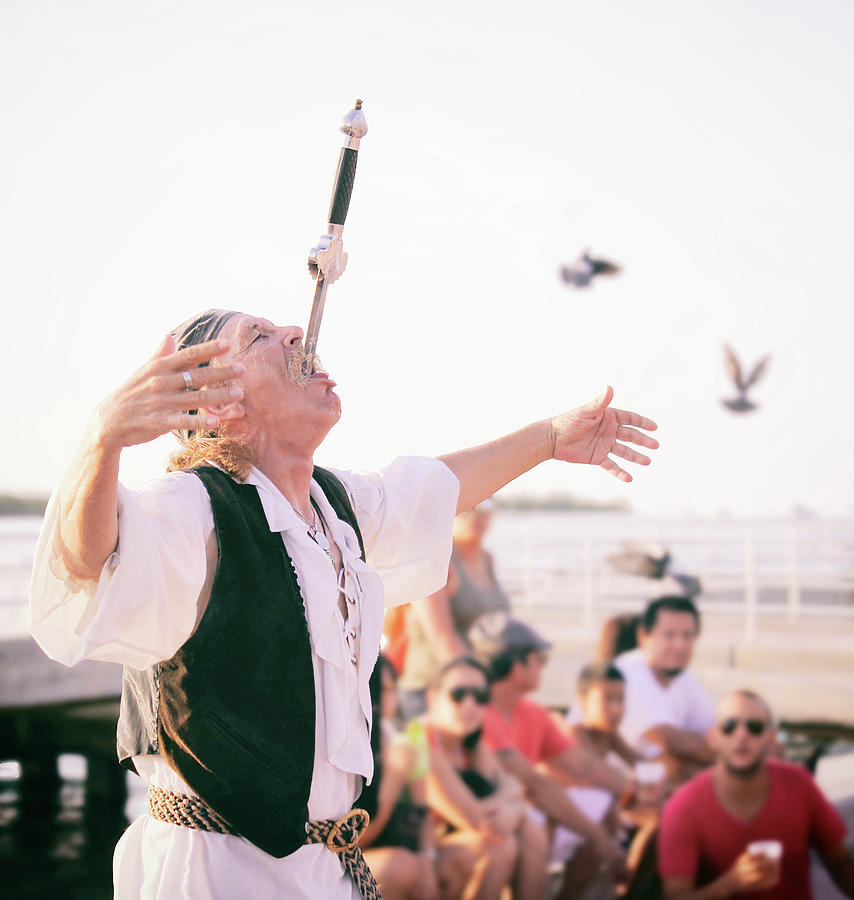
[327,457,459,608]
[804,769,848,852]
[658,785,701,879]
[682,675,716,734]
[29,472,213,670]
[537,706,576,760]
[482,706,516,754]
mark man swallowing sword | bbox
[29,95,659,900]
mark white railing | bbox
[487,513,854,641]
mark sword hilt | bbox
[308,100,368,282]
[328,99,367,225]
[328,147,359,225]
[303,100,368,376]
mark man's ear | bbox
[198,396,244,421]
[766,726,784,758]
[707,723,721,753]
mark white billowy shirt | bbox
[29,456,459,900]
[613,648,716,749]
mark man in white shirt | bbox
[30,308,659,899]
[615,596,716,784]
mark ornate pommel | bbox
[340,99,368,149]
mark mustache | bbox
[284,344,325,387]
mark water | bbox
[0,518,131,897]
[0,517,43,635]
[0,753,145,899]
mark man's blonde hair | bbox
[168,428,256,481]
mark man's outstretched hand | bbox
[550,386,659,482]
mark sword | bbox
[301,99,368,377]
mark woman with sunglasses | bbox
[423,657,550,900]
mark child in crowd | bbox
[564,662,643,770]
[562,662,669,899]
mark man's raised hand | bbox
[549,386,659,482]
[92,335,245,451]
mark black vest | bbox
[116,465,369,858]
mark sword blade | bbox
[302,274,328,376]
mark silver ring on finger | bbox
[181,370,194,391]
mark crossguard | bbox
[308,228,348,284]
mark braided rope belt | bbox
[148,786,382,899]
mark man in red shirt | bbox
[469,613,633,893]
[658,689,854,899]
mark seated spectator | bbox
[615,596,715,783]
[424,656,548,899]
[468,612,632,897]
[361,656,471,900]
[566,662,669,899]
[659,689,854,899]
[565,661,669,822]
[565,662,643,769]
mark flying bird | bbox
[558,250,622,288]
[606,540,702,598]
[722,345,771,413]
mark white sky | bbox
[2,0,853,516]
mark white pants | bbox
[528,786,614,864]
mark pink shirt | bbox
[482,697,574,763]
[658,759,847,900]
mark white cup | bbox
[747,840,783,861]
[635,760,666,785]
[748,840,783,886]
[634,760,666,806]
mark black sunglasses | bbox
[448,686,491,705]
[719,717,767,737]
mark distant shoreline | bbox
[495,495,630,513]
[1,493,630,517]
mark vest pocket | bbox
[204,710,293,780]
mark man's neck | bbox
[253,450,316,517]
[646,658,681,688]
[240,414,330,516]
[490,679,524,717]
[713,762,770,818]
[652,669,673,688]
